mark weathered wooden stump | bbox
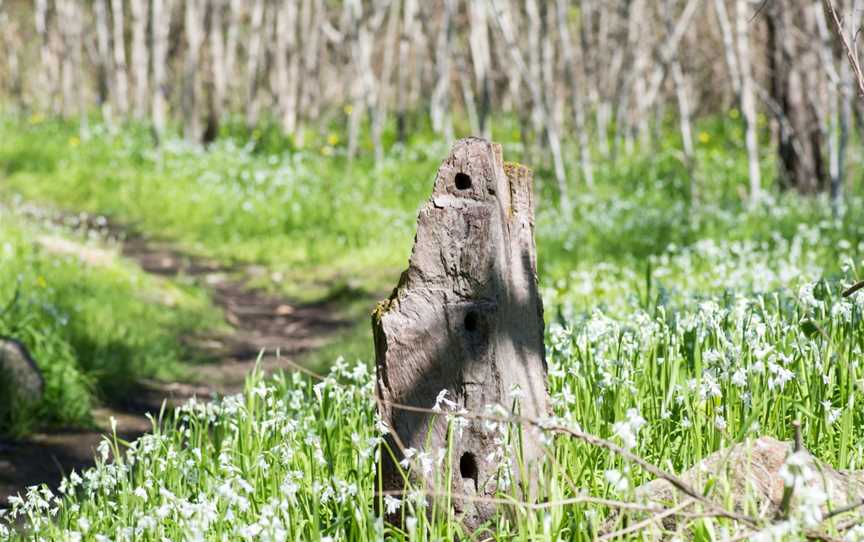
[373,137,549,528]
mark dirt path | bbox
[0,211,352,505]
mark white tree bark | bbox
[556,0,594,187]
[224,0,243,112]
[396,0,417,143]
[372,0,400,163]
[468,0,492,137]
[490,0,570,211]
[94,0,114,122]
[430,0,455,142]
[275,0,300,136]
[713,0,741,99]
[57,0,87,135]
[35,0,60,113]
[244,0,266,128]
[346,0,376,160]
[130,0,149,119]
[297,0,323,146]
[151,0,173,142]
[735,0,761,203]
[183,0,204,141]
[209,0,227,121]
[110,0,129,116]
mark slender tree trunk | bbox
[209,0,226,123]
[736,0,761,203]
[111,0,129,116]
[372,0,400,164]
[151,0,172,143]
[57,0,87,135]
[94,0,114,123]
[765,0,826,194]
[556,0,594,187]
[284,0,301,137]
[430,0,454,142]
[835,0,863,211]
[296,0,323,146]
[396,0,417,143]
[224,0,243,113]
[490,0,570,211]
[468,0,492,137]
[57,0,74,118]
[130,0,149,119]
[35,0,61,114]
[245,0,266,129]
[183,0,204,141]
[275,1,291,133]
[713,0,741,100]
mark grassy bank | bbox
[0,209,221,435]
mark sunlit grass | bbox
[0,212,222,434]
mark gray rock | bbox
[612,437,864,537]
[0,338,44,404]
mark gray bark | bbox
[430,0,455,142]
[130,0,149,119]
[35,0,60,114]
[151,0,172,143]
[245,0,266,128]
[374,138,549,531]
[183,0,204,141]
[556,0,594,187]
[736,0,761,202]
[490,0,570,211]
[94,0,114,121]
[111,0,129,116]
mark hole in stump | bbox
[454,172,472,190]
[464,310,479,332]
[460,452,478,490]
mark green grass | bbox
[2,115,864,538]
[0,210,222,435]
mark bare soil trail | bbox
[0,210,353,505]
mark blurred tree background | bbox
[0,0,862,205]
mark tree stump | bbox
[373,137,549,528]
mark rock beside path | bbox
[0,338,44,404]
[622,436,864,536]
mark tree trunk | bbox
[396,0,417,143]
[244,0,266,129]
[297,0,323,146]
[430,0,454,142]
[736,0,762,202]
[151,0,172,144]
[713,0,740,100]
[130,0,149,119]
[372,0,400,164]
[34,0,53,113]
[209,0,226,124]
[556,0,594,187]
[468,0,492,137]
[183,0,204,141]
[491,0,570,211]
[224,0,243,113]
[374,138,549,531]
[765,0,826,194]
[110,0,129,116]
[94,0,114,122]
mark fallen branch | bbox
[824,0,864,98]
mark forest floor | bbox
[0,208,357,505]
